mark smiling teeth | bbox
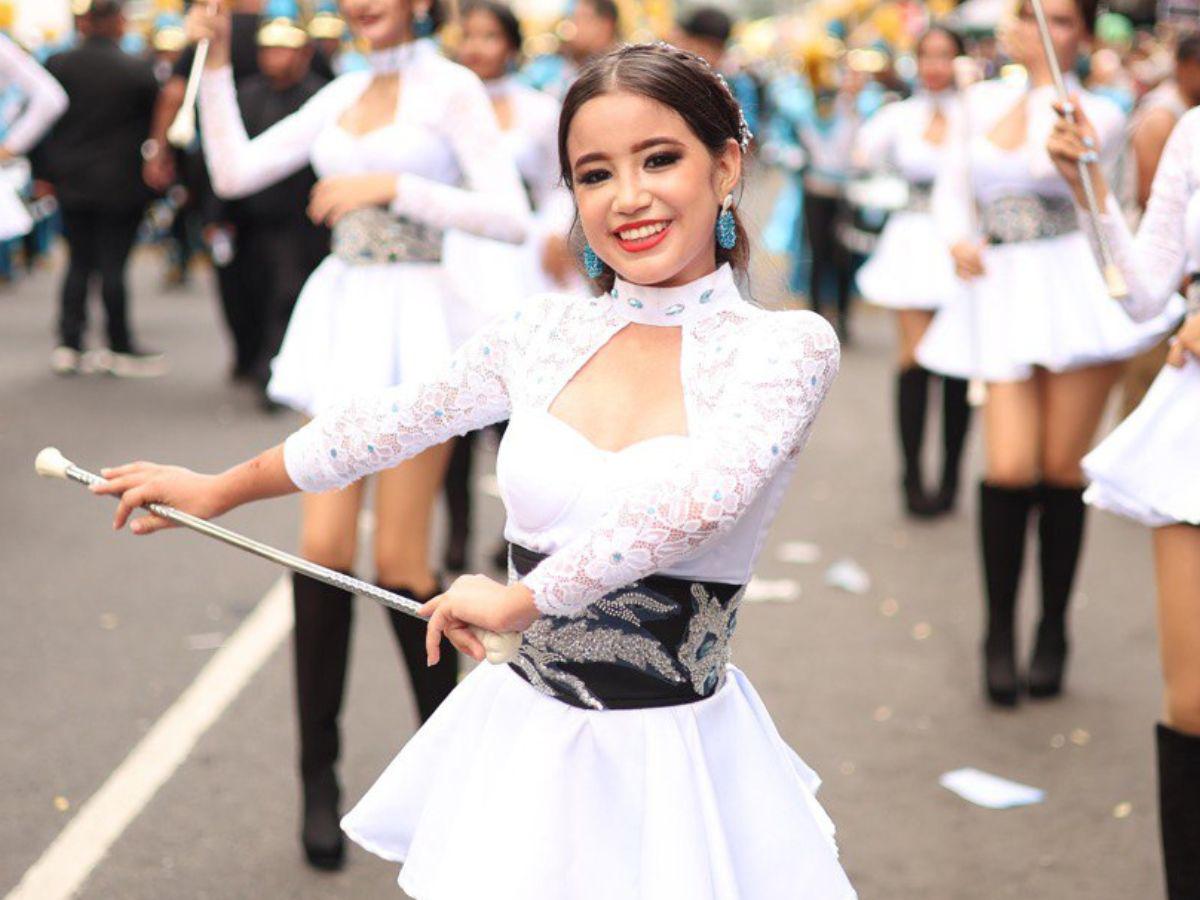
[618,222,668,240]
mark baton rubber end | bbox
[166,112,196,150]
[35,447,71,479]
[472,627,522,665]
[1103,264,1129,301]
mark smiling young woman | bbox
[92,43,853,898]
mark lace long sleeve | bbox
[390,66,530,244]
[522,313,840,618]
[282,296,555,492]
[199,66,355,199]
[0,34,66,156]
[1080,109,1197,322]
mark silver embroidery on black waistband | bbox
[331,206,443,265]
[981,194,1078,244]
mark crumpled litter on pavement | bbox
[776,540,821,564]
[743,577,801,603]
[824,558,871,594]
[939,768,1045,809]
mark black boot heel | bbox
[1027,623,1067,698]
[301,768,345,871]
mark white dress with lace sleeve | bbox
[917,76,1182,382]
[286,265,857,899]
[197,40,531,415]
[854,92,959,309]
[1079,107,1200,527]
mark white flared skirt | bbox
[856,211,956,310]
[917,232,1181,382]
[342,663,855,900]
[268,257,474,417]
[1084,357,1200,527]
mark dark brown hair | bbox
[461,1,522,53]
[557,42,749,292]
[916,24,966,57]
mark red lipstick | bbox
[613,219,672,253]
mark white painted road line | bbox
[6,576,294,900]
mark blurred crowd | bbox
[0,0,1196,381]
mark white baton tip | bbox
[35,447,72,479]
[472,627,522,665]
[166,110,196,148]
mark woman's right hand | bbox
[184,2,232,70]
[91,463,229,535]
[1046,96,1106,208]
[951,239,986,280]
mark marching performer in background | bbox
[920,0,1181,708]
[521,0,619,100]
[441,0,575,573]
[1048,71,1200,900]
[0,24,66,283]
[92,42,856,900]
[853,25,970,518]
[185,0,529,871]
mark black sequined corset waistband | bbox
[507,544,745,711]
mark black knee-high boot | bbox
[935,376,971,513]
[442,433,475,572]
[292,572,353,870]
[1028,483,1086,698]
[1157,723,1200,900]
[897,366,936,517]
[385,579,459,724]
[979,482,1036,706]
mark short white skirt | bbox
[1084,357,1200,527]
[917,231,1181,382]
[268,256,473,417]
[342,662,855,900]
[856,211,956,310]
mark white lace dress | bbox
[0,33,66,240]
[1077,107,1200,526]
[198,41,529,415]
[854,92,958,309]
[918,77,1181,381]
[443,74,583,333]
[283,265,855,899]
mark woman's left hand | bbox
[307,173,397,226]
[419,575,539,664]
[1167,315,1200,368]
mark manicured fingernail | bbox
[1061,102,1074,116]
[1082,151,1098,164]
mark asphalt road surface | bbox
[1,194,1166,899]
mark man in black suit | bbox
[217,13,330,410]
[37,0,164,377]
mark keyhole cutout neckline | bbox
[336,42,421,138]
[541,264,741,454]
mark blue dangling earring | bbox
[413,6,434,38]
[716,195,737,251]
[582,244,605,278]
